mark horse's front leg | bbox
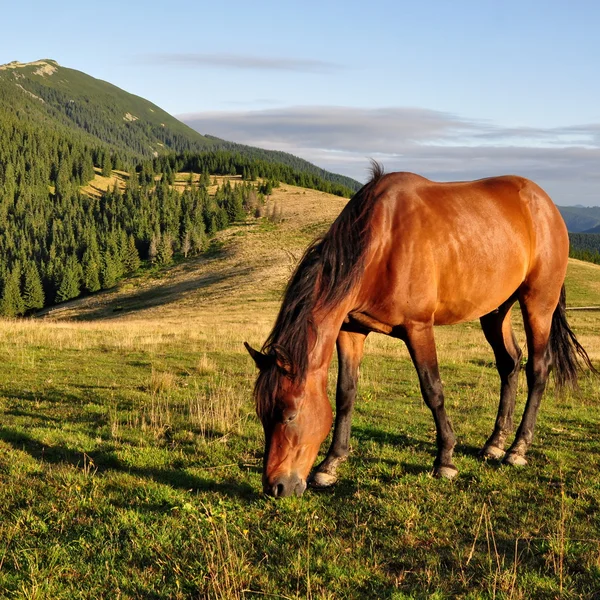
[405,322,458,479]
[310,329,367,488]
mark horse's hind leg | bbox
[310,329,367,488]
[503,291,555,466]
[480,298,522,460]
[405,322,457,479]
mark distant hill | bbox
[206,137,361,192]
[0,59,214,158]
[0,59,360,191]
[557,205,600,232]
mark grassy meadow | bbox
[0,183,599,599]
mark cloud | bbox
[181,106,477,153]
[140,53,341,73]
[179,106,600,205]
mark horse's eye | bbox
[282,408,297,424]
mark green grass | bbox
[0,306,598,598]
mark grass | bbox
[0,186,599,598]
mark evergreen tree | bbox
[123,235,141,273]
[156,234,174,266]
[55,256,82,303]
[0,267,25,317]
[23,262,45,311]
[101,152,113,177]
[101,251,119,288]
[148,234,159,263]
[181,231,191,258]
[82,248,102,293]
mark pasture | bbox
[0,183,599,599]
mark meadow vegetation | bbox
[0,183,599,598]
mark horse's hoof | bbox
[503,452,528,466]
[481,445,505,460]
[434,465,459,480]
[309,471,338,488]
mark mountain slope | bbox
[205,137,361,192]
[0,59,214,157]
[0,59,361,191]
[557,205,600,232]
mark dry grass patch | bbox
[81,168,127,198]
[149,368,178,395]
[188,377,245,439]
[196,353,218,375]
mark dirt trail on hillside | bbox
[42,184,348,322]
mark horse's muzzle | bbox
[264,473,307,498]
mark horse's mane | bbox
[254,161,385,420]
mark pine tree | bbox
[181,231,191,258]
[55,256,82,303]
[101,251,119,289]
[101,152,113,177]
[156,234,173,266]
[82,249,101,293]
[23,262,45,311]
[148,234,159,263]
[0,267,25,317]
[123,235,141,273]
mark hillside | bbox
[0,58,360,192]
[39,180,348,321]
[0,59,213,157]
[0,58,362,318]
[558,204,600,232]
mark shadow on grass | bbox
[351,425,510,474]
[0,427,257,500]
[1,387,86,407]
[66,263,256,321]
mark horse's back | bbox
[360,173,568,325]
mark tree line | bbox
[569,233,600,265]
[147,150,356,198]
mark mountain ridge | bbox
[557,205,600,233]
[0,58,360,190]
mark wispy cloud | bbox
[179,106,600,205]
[140,53,342,73]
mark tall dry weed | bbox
[188,377,244,439]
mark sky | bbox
[2,0,599,205]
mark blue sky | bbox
[2,0,599,205]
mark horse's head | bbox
[245,342,333,498]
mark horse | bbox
[245,162,595,498]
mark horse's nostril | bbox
[273,483,285,498]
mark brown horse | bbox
[245,163,595,498]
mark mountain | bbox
[0,59,214,158]
[0,59,360,191]
[557,205,600,232]
[582,224,600,234]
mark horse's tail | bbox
[550,285,597,389]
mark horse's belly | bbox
[432,253,527,325]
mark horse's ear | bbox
[271,344,294,377]
[244,342,273,371]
